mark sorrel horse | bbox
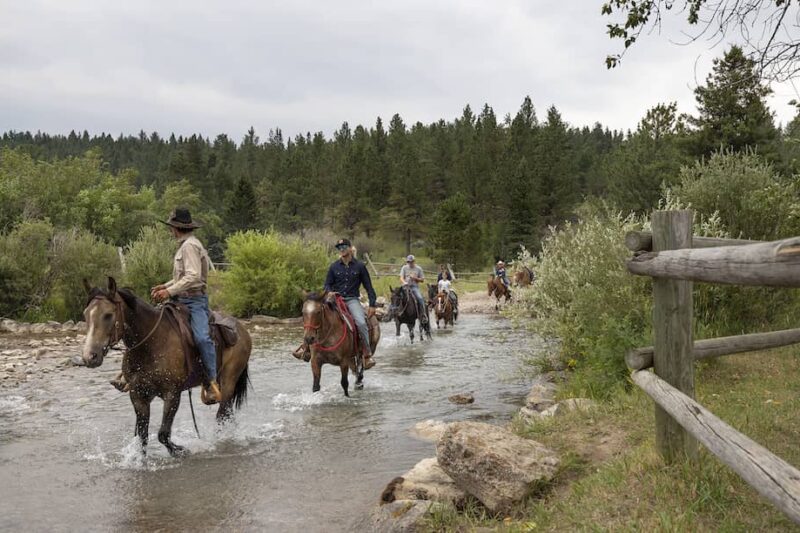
[434,291,454,329]
[513,266,535,287]
[487,275,512,310]
[301,291,380,396]
[386,285,431,343]
[81,277,252,456]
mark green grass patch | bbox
[424,346,800,532]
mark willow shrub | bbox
[221,230,331,317]
[506,206,652,398]
[122,225,175,298]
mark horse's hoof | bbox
[312,386,321,393]
[355,382,364,390]
[168,444,188,457]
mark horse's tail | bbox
[232,364,250,410]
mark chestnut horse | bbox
[434,291,454,329]
[81,277,251,456]
[301,292,380,396]
[487,275,512,310]
[513,267,535,287]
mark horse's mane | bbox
[85,286,154,313]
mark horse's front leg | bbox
[130,391,151,453]
[158,390,187,457]
[395,319,401,337]
[408,323,414,344]
[311,357,322,393]
[340,364,349,397]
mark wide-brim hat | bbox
[160,208,202,229]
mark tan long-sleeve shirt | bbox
[165,234,211,296]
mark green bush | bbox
[0,220,54,318]
[0,220,120,321]
[48,228,121,320]
[506,204,652,399]
[122,225,175,297]
[220,230,331,317]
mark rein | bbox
[92,295,166,355]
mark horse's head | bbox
[435,291,446,312]
[487,276,495,296]
[81,277,125,368]
[301,290,329,346]
[513,271,524,285]
[427,284,437,300]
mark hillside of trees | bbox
[2,45,799,274]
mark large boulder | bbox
[381,458,467,508]
[410,420,449,442]
[352,500,441,533]
[0,319,17,334]
[436,421,559,514]
[525,381,557,412]
[538,398,596,418]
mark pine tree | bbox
[225,176,259,233]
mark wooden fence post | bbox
[652,210,697,462]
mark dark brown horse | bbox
[301,292,380,396]
[434,291,454,329]
[487,275,512,310]
[81,277,252,456]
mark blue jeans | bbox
[408,284,428,322]
[345,297,371,356]
[178,295,217,381]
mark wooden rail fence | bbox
[625,210,800,524]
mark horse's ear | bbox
[107,276,117,296]
[389,285,393,293]
[82,278,92,294]
[300,288,309,300]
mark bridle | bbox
[87,294,165,356]
[303,299,348,353]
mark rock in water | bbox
[409,420,449,442]
[436,421,559,514]
[381,458,467,508]
[352,500,441,533]
[448,393,474,405]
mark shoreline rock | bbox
[381,457,467,508]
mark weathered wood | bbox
[363,253,381,278]
[626,328,800,370]
[628,236,800,287]
[652,210,697,462]
[632,370,800,524]
[625,231,760,252]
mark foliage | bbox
[221,230,332,317]
[602,0,799,82]
[429,192,483,270]
[122,225,176,298]
[505,203,652,398]
[686,46,778,158]
[0,220,120,321]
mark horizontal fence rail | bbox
[625,231,759,252]
[632,370,800,524]
[626,328,800,370]
[627,236,800,287]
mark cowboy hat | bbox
[160,208,202,229]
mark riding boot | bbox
[110,371,130,392]
[201,380,222,405]
[362,345,376,369]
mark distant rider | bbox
[400,255,429,326]
[494,260,510,288]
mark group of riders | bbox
[112,207,531,403]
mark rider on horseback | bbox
[112,208,221,405]
[324,238,378,369]
[400,255,429,326]
[494,260,510,288]
[437,264,458,314]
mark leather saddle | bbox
[162,302,240,390]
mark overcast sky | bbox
[2,0,798,141]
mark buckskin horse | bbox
[434,291,454,329]
[386,285,432,343]
[81,277,252,456]
[301,291,380,396]
[487,275,512,310]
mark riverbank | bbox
[422,345,800,531]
